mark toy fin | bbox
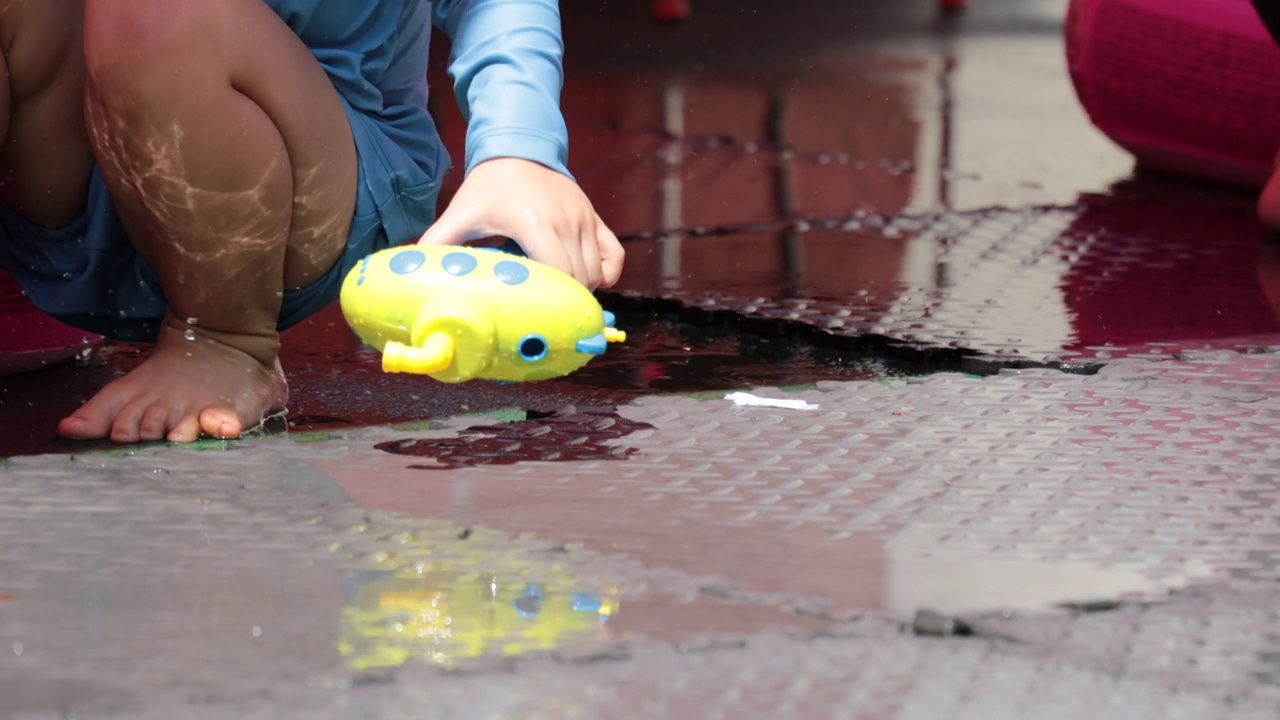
[576,334,608,356]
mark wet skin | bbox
[55,0,353,442]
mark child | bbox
[0,0,624,443]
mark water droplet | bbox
[186,317,199,325]
[12,641,22,656]
[183,329,196,341]
[252,626,262,638]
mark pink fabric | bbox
[1067,0,1280,186]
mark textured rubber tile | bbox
[63,635,1280,720]
[607,201,1280,369]
[5,355,1280,717]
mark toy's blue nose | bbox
[575,333,608,356]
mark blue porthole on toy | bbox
[514,583,544,617]
[356,255,371,285]
[494,260,531,286]
[442,251,478,277]
[518,334,548,362]
[388,249,427,275]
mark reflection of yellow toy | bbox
[339,569,619,670]
[339,245,625,383]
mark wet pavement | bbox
[7,0,1280,717]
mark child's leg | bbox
[61,0,358,442]
[0,0,95,229]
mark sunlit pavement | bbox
[6,1,1280,717]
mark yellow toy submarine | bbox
[339,244,625,383]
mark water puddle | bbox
[0,309,913,459]
[375,406,653,469]
[321,518,626,671]
[339,568,618,671]
[320,434,1210,623]
[328,517,831,673]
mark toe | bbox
[138,405,171,442]
[110,401,150,443]
[167,414,203,444]
[58,394,125,440]
[58,414,107,440]
[199,407,243,440]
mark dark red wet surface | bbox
[375,406,654,469]
[5,0,1280,456]
[0,310,902,458]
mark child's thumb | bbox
[417,206,472,247]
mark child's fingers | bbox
[540,211,598,288]
[564,225,590,287]
[417,203,478,247]
[596,218,625,288]
[523,225,578,280]
[416,176,617,291]
[580,220,604,290]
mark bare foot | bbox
[58,323,288,443]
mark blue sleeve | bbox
[432,0,572,179]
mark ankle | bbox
[159,315,281,368]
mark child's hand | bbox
[418,158,624,289]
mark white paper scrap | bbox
[724,392,819,411]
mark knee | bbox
[82,0,218,98]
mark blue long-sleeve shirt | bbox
[265,0,570,242]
